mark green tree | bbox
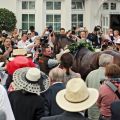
[0,8,17,32]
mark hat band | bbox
[25,77,39,84]
[64,94,89,103]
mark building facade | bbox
[0,0,120,34]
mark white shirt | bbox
[0,85,15,120]
[17,40,30,49]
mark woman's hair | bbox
[105,64,120,78]
[60,53,73,75]
[49,67,64,82]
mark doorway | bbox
[110,14,120,32]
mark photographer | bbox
[41,26,55,48]
[26,36,42,63]
[39,44,58,75]
[41,26,53,38]
[66,30,79,42]
[0,37,13,59]
[87,26,102,48]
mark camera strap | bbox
[105,81,120,99]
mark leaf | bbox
[68,40,95,53]
[0,8,17,32]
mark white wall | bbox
[1,0,120,33]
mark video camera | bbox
[47,26,53,33]
[40,36,48,46]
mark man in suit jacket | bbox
[40,78,99,120]
[111,101,120,120]
[42,67,65,116]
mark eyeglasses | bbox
[27,33,31,35]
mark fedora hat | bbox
[13,67,50,95]
[56,78,99,112]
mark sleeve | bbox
[96,85,103,108]
[0,85,15,120]
[43,92,51,116]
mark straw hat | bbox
[116,39,120,45]
[13,67,50,95]
[9,49,32,61]
[56,78,99,112]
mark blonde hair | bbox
[49,67,64,82]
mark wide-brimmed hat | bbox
[116,39,120,45]
[7,56,35,75]
[56,78,99,112]
[13,67,50,95]
[9,49,32,61]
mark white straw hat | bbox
[13,67,50,95]
[116,39,120,44]
[56,78,99,112]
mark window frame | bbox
[111,2,116,10]
[46,14,61,32]
[22,14,35,31]
[46,1,61,10]
[71,0,85,10]
[71,14,83,28]
[103,2,109,10]
[22,0,35,10]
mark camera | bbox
[47,26,53,33]
[40,36,48,46]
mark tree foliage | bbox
[0,8,17,32]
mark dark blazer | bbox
[40,112,89,120]
[39,55,51,75]
[8,90,45,120]
[111,100,120,120]
[42,83,65,116]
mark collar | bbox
[63,111,84,117]
[52,82,63,85]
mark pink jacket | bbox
[97,82,120,117]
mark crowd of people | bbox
[0,25,120,120]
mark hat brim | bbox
[9,54,32,61]
[13,67,50,95]
[116,43,120,45]
[56,88,98,112]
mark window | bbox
[46,1,61,10]
[22,1,35,9]
[72,0,84,10]
[22,14,35,30]
[71,14,83,28]
[103,3,109,10]
[46,14,61,32]
[111,3,116,10]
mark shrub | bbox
[0,8,17,32]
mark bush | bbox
[0,8,17,32]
